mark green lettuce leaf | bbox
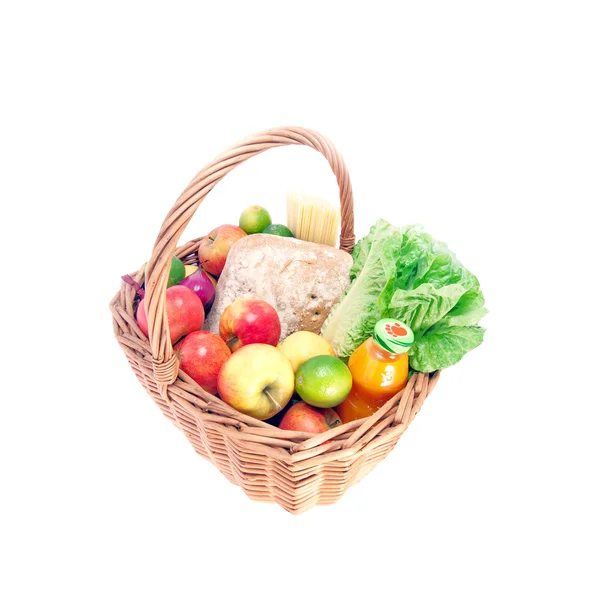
[387,283,488,370]
[408,324,486,373]
[321,220,403,358]
[394,226,480,291]
[440,289,488,328]
[386,284,468,335]
[445,287,485,318]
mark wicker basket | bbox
[110,127,440,514]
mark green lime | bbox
[295,356,353,408]
[168,256,186,287]
[145,256,186,287]
[239,205,272,234]
[262,223,295,238]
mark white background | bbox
[1,2,599,599]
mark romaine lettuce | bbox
[320,220,404,359]
[320,220,486,372]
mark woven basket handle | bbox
[144,126,356,387]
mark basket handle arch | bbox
[144,126,356,388]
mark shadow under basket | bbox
[110,126,440,514]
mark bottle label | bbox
[373,319,414,354]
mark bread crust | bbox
[205,235,352,340]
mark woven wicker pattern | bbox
[110,127,439,514]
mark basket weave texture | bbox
[110,127,439,514]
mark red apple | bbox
[177,331,231,395]
[136,285,204,345]
[219,298,281,352]
[198,225,247,276]
[279,401,342,434]
[179,268,216,311]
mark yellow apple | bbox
[277,331,335,372]
[217,344,294,420]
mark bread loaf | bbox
[205,235,352,340]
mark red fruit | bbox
[197,225,247,277]
[136,285,205,345]
[279,402,341,434]
[177,331,231,395]
[219,298,281,351]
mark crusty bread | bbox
[205,234,353,340]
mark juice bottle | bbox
[336,319,414,423]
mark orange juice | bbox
[336,319,414,423]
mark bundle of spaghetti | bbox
[286,192,340,247]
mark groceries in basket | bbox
[124,204,486,433]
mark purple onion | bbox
[179,268,216,312]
